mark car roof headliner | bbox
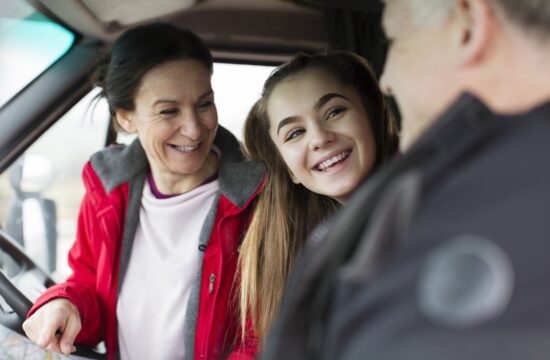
[30,0,331,63]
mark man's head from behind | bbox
[380,0,550,151]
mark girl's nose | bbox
[308,125,335,151]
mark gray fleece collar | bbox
[90,126,265,208]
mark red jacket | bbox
[29,128,264,359]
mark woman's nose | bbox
[179,111,202,140]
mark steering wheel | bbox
[0,228,55,331]
[0,228,106,359]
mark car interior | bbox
[0,0,388,357]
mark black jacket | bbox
[262,94,550,360]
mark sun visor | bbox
[82,0,198,25]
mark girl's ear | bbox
[115,109,137,133]
[455,0,494,67]
[288,169,300,184]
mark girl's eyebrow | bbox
[314,93,349,111]
[276,116,298,136]
[276,92,350,136]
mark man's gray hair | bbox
[495,0,550,36]
[404,0,455,27]
[397,0,550,35]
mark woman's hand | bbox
[22,298,81,355]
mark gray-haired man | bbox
[262,1,550,359]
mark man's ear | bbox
[115,109,137,133]
[455,0,494,67]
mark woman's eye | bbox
[198,100,214,110]
[326,106,346,119]
[160,108,178,116]
[285,128,304,142]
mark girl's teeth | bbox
[318,151,349,171]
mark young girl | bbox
[239,51,398,346]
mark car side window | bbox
[0,90,110,280]
[0,0,74,108]
[211,63,274,140]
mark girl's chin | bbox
[324,181,359,202]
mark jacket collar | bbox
[406,93,492,154]
[90,126,265,208]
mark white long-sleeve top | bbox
[117,177,219,360]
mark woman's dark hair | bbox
[92,22,213,131]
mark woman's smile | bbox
[167,142,202,153]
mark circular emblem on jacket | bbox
[418,234,514,328]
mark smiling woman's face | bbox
[267,69,376,203]
[116,59,219,193]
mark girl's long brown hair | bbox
[239,51,398,345]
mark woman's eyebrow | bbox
[151,90,214,107]
[152,99,179,106]
[198,89,214,99]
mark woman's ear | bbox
[455,0,494,67]
[115,109,137,133]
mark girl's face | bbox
[267,69,376,203]
[116,59,218,193]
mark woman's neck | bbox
[150,152,219,195]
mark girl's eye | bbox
[160,108,178,116]
[285,128,305,142]
[326,106,346,120]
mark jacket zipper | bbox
[209,273,216,294]
[201,216,226,359]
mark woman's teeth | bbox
[170,144,199,152]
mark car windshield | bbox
[0,0,74,108]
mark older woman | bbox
[23,23,264,360]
